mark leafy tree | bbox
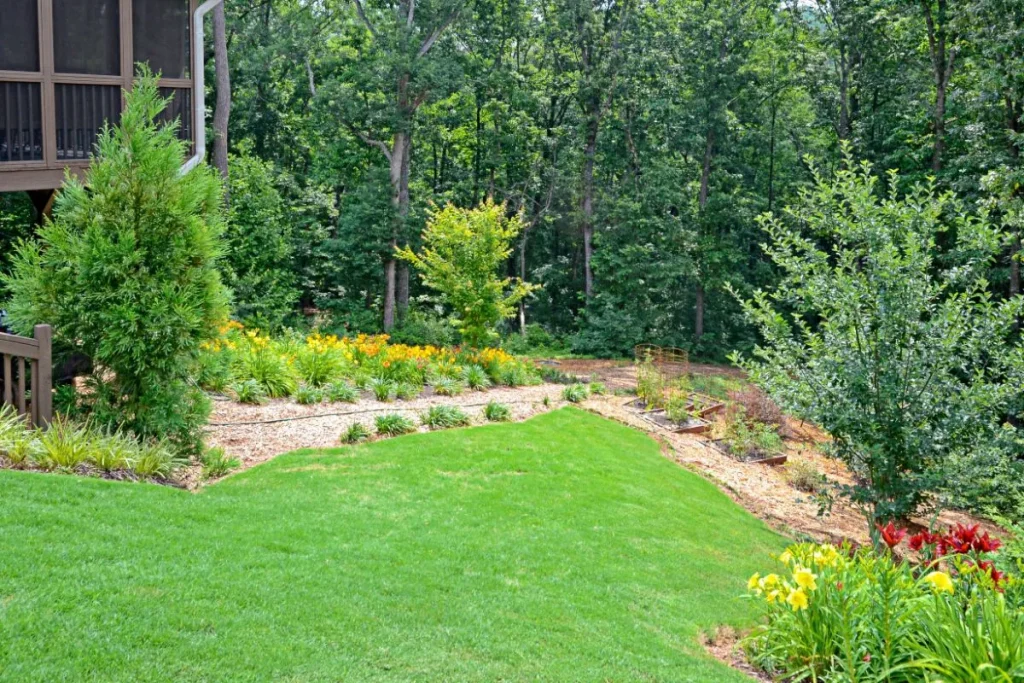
[4,75,229,454]
[398,201,536,347]
[224,152,299,330]
[732,153,1024,526]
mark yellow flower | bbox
[766,589,782,604]
[778,550,793,565]
[786,588,809,611]
[761,573,781,590]
[813,546,841,568]
[748,573,761,591]
[793,566,818,591]
[923,571,955,594]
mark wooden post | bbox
[34,324,52,427]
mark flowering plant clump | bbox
[196,322,542,402]
[744,530,1024,682]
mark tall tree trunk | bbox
[212,2,231,186]
[581,122,599,299]
[921,0,956,174]
[383,129,408,332]
[932,82,947,173]
[838,46,851,141]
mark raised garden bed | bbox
[711,439,788,466]
[638,409,711,434]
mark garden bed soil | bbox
[710,439,788,466]
[584,394,1003,546]
[642,409,711,434]
[203,383,568,487]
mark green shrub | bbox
[431,377,465,397]
[3,73,228,456]
[231,379,268,406]
[295,385,325,406]
[397,200,537,348]
[34,418,94,471]
[394,382,421,401]
[463,365,492,391]
[223,152,299,330]
[562,384,590,403]
[370,378,396,402]
[421,405,471,430]
[326,381,359,404]
[389,309,456,347]
[722,409,784,461]
[589,381,607,396]
[734,152,1024,525]
[201,447,241,480]
[375,414,417,437]
[483,401,512,422]
[342,422,372,444]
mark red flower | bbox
[974,532,1002,553]
[875,521,907,549]
[908,532,928,552]
[836,581,844,591]
[863,653,872,663]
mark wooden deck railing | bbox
[0,325,52,428]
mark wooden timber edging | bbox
[0,324,53,428]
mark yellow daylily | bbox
[778,550,793,565]
[786,588,809,611]
[793,566,818,591]
[923,571,955,594]
[748,573,762,591]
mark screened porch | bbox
[0,0,196,192]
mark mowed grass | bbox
[0,408,783,682]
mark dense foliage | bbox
[3,77,229,454]
[182,0,1008,358]
[735,156,1024,523]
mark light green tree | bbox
[398,201,536,347]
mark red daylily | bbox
[875,521,906,549]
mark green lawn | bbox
[0,408,783,682]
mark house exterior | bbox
[0,0,200,194]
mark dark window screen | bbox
[0,0,40,72]
[158,87,193,151]
[0,82,44,163]
[55,84,122,161]
[134,0,190,79]
[53,0,121,75]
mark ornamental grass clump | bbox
[326,381,359,404]
[421,405,471,430]
[342,422,372,444]
[562,384,590,404]
[295,385,324,405]
[375,414,417,437]
[744,523,1023,682]
[484,401,512,422]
